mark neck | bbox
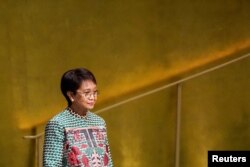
[69,104,88,116]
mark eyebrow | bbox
[81,89,98,92]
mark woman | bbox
[43,68,113,167]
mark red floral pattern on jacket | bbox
[65,126,111,167]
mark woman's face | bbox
[70,80,98,111]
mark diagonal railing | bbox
[23,52,250,167]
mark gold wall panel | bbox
[0,0,250,166]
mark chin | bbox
[87,106,95,110]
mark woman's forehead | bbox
[79,80,97,89]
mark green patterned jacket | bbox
[43,108,113,167]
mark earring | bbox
[71,99,74,102]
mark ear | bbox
[66,91,75,102]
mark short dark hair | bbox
[60,68,97,106]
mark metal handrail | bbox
[23,132,44,167]
[23,52,250,139]
[23,133,44,139]
[23,52,250,167]
[95,52,250,114]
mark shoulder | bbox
[88,111,106,126]
[50,109,69,122]
[45,109,69,128]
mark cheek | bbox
[79,98,87,103]
[77,98,97,104]
[75,97,86,103]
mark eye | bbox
[77,90,99,98]
[84,91,91,95]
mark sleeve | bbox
[43,120,65,167]
[104,122,114,167]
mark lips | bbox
[87,102,95,106]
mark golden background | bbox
[0,0,249,166]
